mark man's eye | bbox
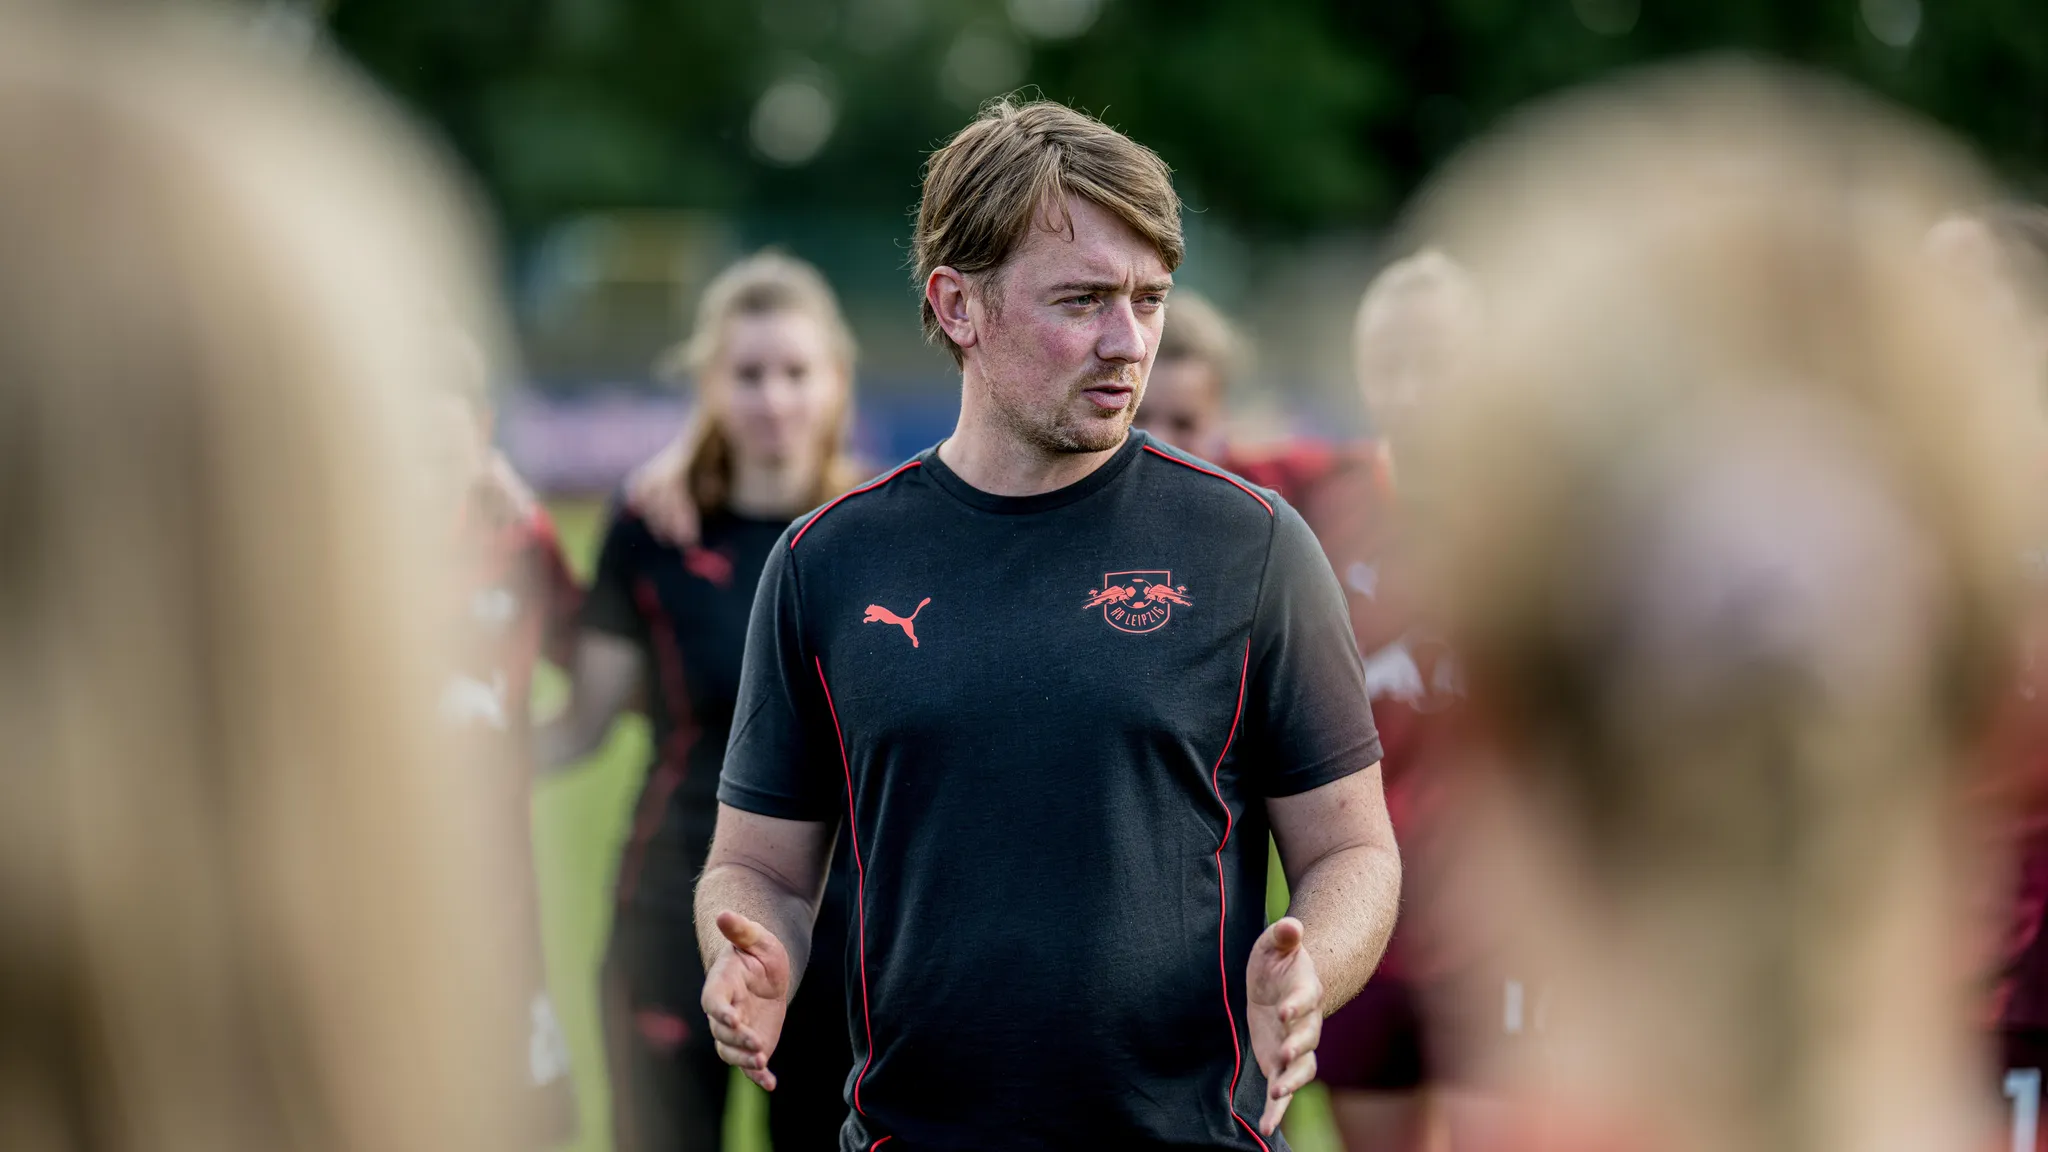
[1065,294,1098,307]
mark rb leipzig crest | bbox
[1084,571,1192,634]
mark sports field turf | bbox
[533,499,1339,1152]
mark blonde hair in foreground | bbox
[1407,62,2044,1152]
[0,7,519,1152]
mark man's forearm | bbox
[694,859,821,990]
[1287,842,1402,1015]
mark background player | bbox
[1407,60,2042,1152]
[1929,201,2048,1148]
[426,330,583,1147]
[696,98,1401,1149]
[538,251,864,1152]
[0,3,530,1149]
[1319,251,1488,1152]
[1131,261,1486,1151]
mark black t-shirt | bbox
[583,506,790,910]
[721,431,1383,1151]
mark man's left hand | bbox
[1246,916,1322,1136]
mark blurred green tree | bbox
[327,0,2048,244]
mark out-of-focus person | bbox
[537,251,864,1152]
[1132,289,1241,461]
[426,332,583,1146]
[1931,202,2048,1149]
[1402,61,2044,1152]
[0,4,527,1152]
[1133,270,1489,1152]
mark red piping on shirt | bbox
[870,1139,893,1151]
[816,657,880,1121]
[616,579,700,904]
[790,460,923,550]
[1144,444,1276,517]
[1210,638,1271,1152]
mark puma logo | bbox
[863,598,931,648]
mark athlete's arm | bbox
[695,803,835,1091]
[1268,763,1400,1013]
[1243,765,1400,1135]
[533,630,641,770]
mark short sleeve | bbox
[717,534,844,822]
[1241,499,1385,797]
[578,503,646,642]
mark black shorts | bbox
[1318,971,1543,1093]
[603,877,853,1150]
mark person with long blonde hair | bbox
[0,4,527,1151]
[1402,61,2045,1152]
[539,250,864,1151]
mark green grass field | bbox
[532,499,1339,1152]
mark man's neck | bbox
[729,457,816,519]
[936,404,1125,498]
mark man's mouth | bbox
[1081,380,1135,411]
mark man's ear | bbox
[928,266,978,352]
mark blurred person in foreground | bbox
[0,5,529,1152]
[695,98,1400,1150]
[1929,202,2048,1148]
[426,332,582,1146]
[1134,270,1490,1152]
[1401,61,2046,1152]
[539,251,864,1152]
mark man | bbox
[695,99,1402,1150]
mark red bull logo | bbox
[1086,571,1191,634]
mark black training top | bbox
[583,505,791,911]
[720,431,1384,1151]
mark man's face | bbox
[1133,357,1226,459]
[967,197,1171,454]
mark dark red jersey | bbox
[1225,440,1469,982]
[445,494,582,1145]
[1979,546,2048,1032]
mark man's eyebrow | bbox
[1048,277,1177,295]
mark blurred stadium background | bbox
[288,0,2048,1148]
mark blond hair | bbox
[914,98,1183,364]
[658,251,863,513]
[1410,61,2040,1152]
[1155,290,1244,391]
[0,7,520,1152]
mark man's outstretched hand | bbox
[1246,916,1323,1136]
[700,911,793,1091]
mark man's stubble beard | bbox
[992,363,1147,456]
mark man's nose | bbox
[1097,299,1147,364]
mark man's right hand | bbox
[701,910,793,1090]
